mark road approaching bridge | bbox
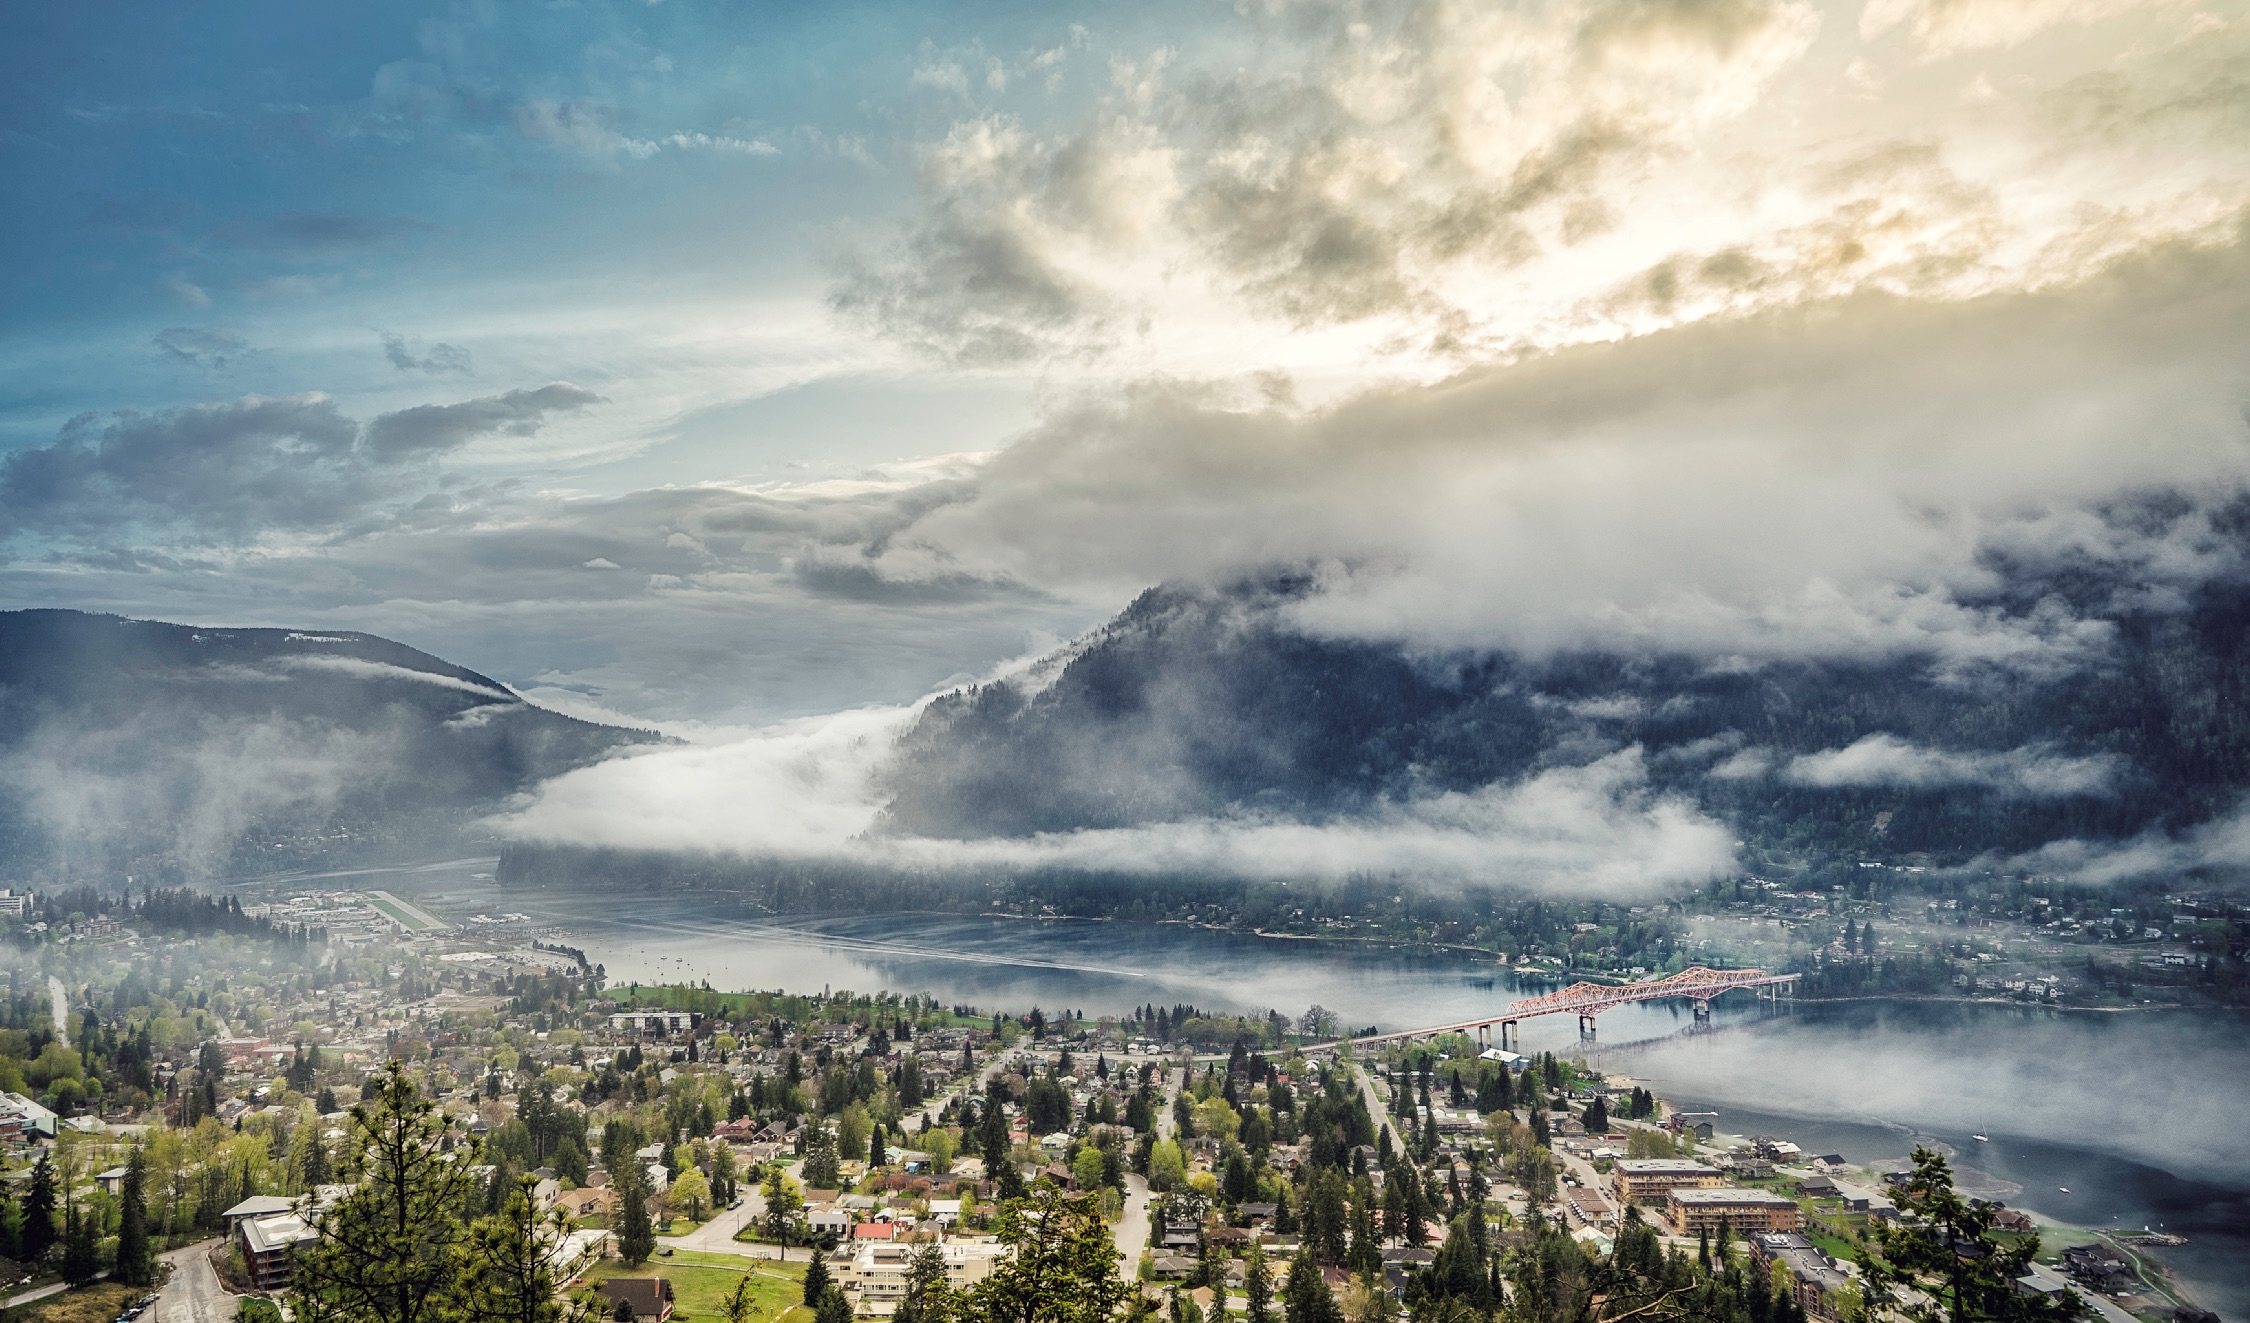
[1332,965,1799,1051]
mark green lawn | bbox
[586,1256,809,1323]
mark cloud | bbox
[502,715,1736,897]
[0,384,608,544]
[860,229,2250,673]
[152,326,255,370]
[382,333,474,375]
[1776,733,2118,796]
[233,210,434,257]
[362,382,605,460]
[837,0,2243,372]
[512,98,781,166]
[1858,0,2155,56]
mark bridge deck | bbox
[1332,966,1800,1048]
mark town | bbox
[0,882,2213,1323]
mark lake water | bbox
[392,865,2249,1316]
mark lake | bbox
[395,864,2250,1317]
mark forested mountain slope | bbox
[0,610,656,881]
[878,548,2250,870]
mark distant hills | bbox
[0,610,656,883]
[874,545,2250,885]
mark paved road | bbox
[1113,1061,1182,1265]
[48,977,68,1049]
[3,1281,70,1311]
[155,1241,233,1323]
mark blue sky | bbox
[4,0,2248,727]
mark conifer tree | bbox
[59,1203,99,1286]
[612,1161,656,1268]
[801,1250,832,1306]
[292,1064,478,1323]
[20,1152,56,1262]
[454,1178,571,1323]
[1282,1246,1342,1323]
[1243,1243,1273,1323]
[114,1147,156,1287]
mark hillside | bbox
[0,610,658,881]
[876,549,2250,882]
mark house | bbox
[852,1222,898,1242]
[94,1166,131,1196]
[547,1228,611,1280]
[601,1278,675,1323]
[927,1199,963,1226]
[556,1187,617,1220]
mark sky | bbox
[5,0,2250,869]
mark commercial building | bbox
[1611,1159,1724,1204]
[1667,1187,1804,1236]
[233,1206,318,1289]
[838,1241,1009,1316]
[609,1010,698,1037]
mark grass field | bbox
[1,1283,147,1323]
[585,1254,810,1323]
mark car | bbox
[657,1247,674,1257]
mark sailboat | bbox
[1972,1133,1988,1142]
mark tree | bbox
[963,1186,1128,1323]
[802,1252,832,1307]
[802,1125,841,1190]
[719,1275,758,1323]
[1243,1243,1274,1323]
[1147,1140,1186,1194]
[21,1151,56,1261]
[671,1168,711,1224]
[114,1147,156,1287]
[454,1178,570,1323]
[292,1064,479,1323]
[1860,1147,2083,1323]
[1282,1247,1342,1323]
[814,1289,852,1323]
[1583,1097,1609,1133]
[613,1160,656,1268]
[60,1203,98,1286]
[763,1168,803,1251]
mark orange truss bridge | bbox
[1337,965,1799,1050]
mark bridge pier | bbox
[1692,998,1711,1024]
[1578,1014,1597,1041]
[1500,1020,1517,1052]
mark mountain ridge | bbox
[0,609,659,883]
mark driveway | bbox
[156,1241,234,1323]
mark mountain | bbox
[876,540,2250,881]
[0,610,657,882]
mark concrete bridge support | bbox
[1578,1014,1597,1041]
